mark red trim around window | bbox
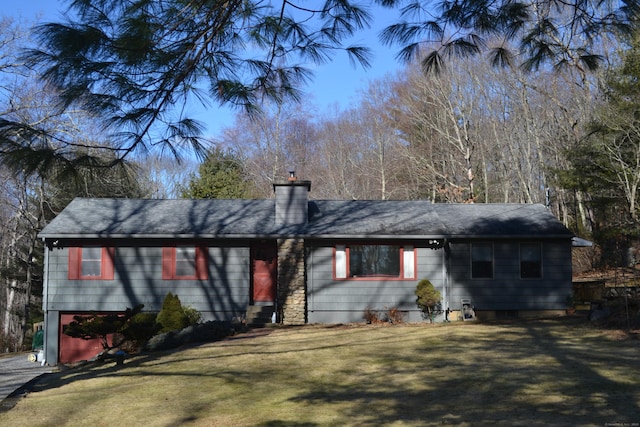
[162,245,208,280]
[333,244,416,281]
[68,247,115,280]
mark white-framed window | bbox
[335,244,415,280]
[80,247,103,277]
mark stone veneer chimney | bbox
[272,172,310,325]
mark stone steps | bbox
[246,305,275,327]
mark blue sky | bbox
[8,0,405,138]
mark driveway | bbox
[0,353,53,406]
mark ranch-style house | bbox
[38,175,575,364]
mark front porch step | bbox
[246,305,275,327]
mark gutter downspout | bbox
[444,239,450,319]
[41,239,49,366]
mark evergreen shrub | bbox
[415,279,442,323]
[122,312,161,347]
[157,292,190,332]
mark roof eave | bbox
[446,234,574,240]
[40,233,574,240]
[40,233,280,240]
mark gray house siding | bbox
[447,240,572,312]
[305,238,572,323]
[416,246,447,311]
[43,240,252,363]
[44,242,251,316]
[307,243,445,323]
[39,194,577,365]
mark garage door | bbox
[59,313,116,364]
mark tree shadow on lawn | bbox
[522,320,640,424]
[21,326,388,397]
[15,353,156,395]
[20,327,279,396]
[11,319,640,426]
[285,319,640,426]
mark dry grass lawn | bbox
[1,317,639,426]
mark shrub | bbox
[590,295,640,329]
[415,279,442,323]
[183,306,203,325]
[386,307,404,324]
[156,293,197,333]
[0,331,20,353]
[363,307,404,324]
[63,304,144,352]
[363,307,381,324]
[144,321,235,352]
[121,312,161,349]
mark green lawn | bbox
[1,318,639,426]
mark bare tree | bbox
[388,53,597,218]
[391,62,479,202]
[313,87,407,201]
[0,17,42,351]
[356,79,409,200]
[0,17,162,351]
[0,170,45,352]
[140,153,198,199]
[219,101,319,197]
[316,109,376,199]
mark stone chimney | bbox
[272,172,311,325]
[272,171,311,227]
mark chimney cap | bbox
[273,172,311,191]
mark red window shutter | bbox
[195,246,208,280]
[68,247,80,280]
[103,247,115,280]
[162,247,175,279]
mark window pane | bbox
[335,245,347,278]
[521,243,542,278]
[175,246,196,277]
[471,243,493,279]
[349,245,400,277]
[403,246,415,279]
[81,247,102,277]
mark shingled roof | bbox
[39,198,573,240]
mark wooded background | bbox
[1,0,639,352]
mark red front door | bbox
[252,243,277,303]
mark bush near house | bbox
[363,307,404,324]
[386,307,404,324]
[63,305,145,354]
[589,295,640,329]
[63,293,212,358]
[415,279,441,323]
[142,293,235,352]
[144,321,235,352]
[117,312,161,352]
[156,292,201,333]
